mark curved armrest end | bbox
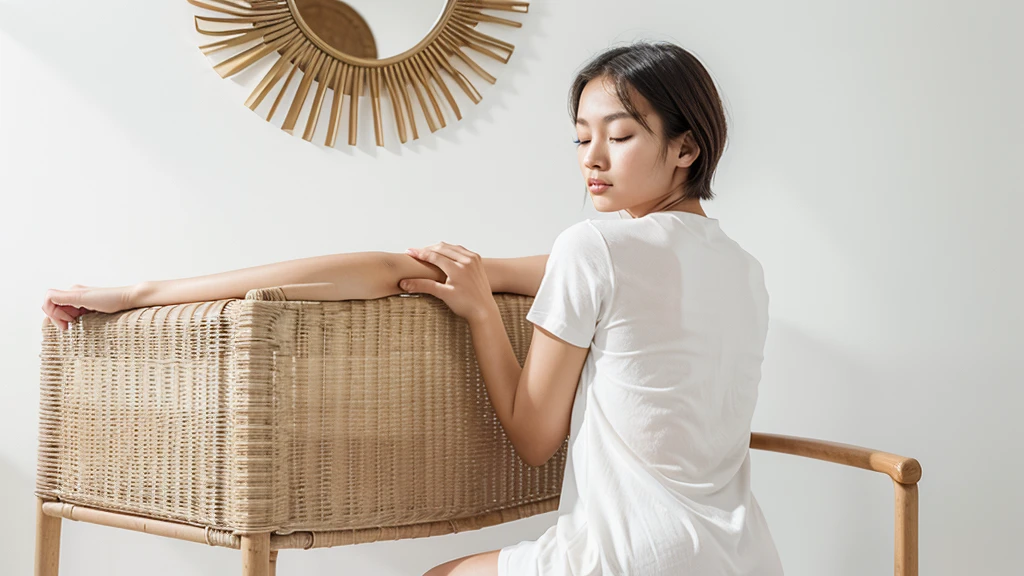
[751,432,922,485]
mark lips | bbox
[588,178,611,194]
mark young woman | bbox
[41,41,783,576]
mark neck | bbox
[626,195,707,219]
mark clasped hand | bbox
[41,284,134,331]
[402,242,497,325]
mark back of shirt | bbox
[513,210,782,575]
[591,211,769,498]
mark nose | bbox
[582,140,607,171]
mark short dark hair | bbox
[568,41,728,201]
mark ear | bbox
[672,130,700,170]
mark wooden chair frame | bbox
[34,431,920,576]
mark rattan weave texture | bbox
[36,288,565,541]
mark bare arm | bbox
[483,255,548,297]
[132,252,436,307]
[130,252,549,308]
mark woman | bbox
[41,41,784,575]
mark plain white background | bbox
[1,0,1021,574]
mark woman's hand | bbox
[401,243,499,325]
[41,284,136,331]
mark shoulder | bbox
[548,221,615,277]
[553,220,610,253]
[564,217,651,253]
[552,217,662,265]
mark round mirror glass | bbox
[292,0,448,60]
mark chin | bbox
[590,197,617,213]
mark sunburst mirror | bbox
[187,0,529,147]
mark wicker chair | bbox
[33,288,921,576]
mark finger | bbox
[60,305,87,318]
[431,241,469,257]
[429,245,472,265]
[41,303,63,323]
[43,309,67,331]
[47,288,83,308]
[42,297,75,321]
[51,306,74,323]
[443,243,480,263]
[399,278,444,296]
[411,247,457,274]
[419,242,463,253]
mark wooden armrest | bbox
[750,431,921,576]
[750,431,921,484]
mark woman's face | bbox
[574,75,698,216]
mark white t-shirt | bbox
[498,211,784,576]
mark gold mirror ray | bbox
[187,0,529,147]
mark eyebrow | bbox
[575,111,633,127]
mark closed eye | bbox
[572,136,632,146]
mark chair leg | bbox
[241,533,271,576]
[895,482,919,576]
[269,550,278,576]
[34,497,62,576]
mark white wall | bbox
[345,0,447,59]
[1,1,1020,574]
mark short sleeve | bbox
[526,221,615,348]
